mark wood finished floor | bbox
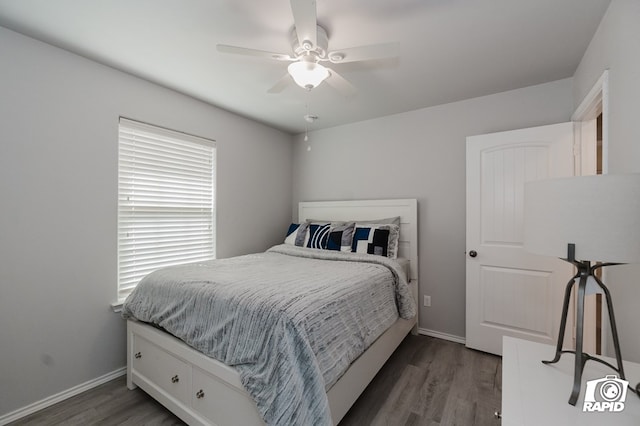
[8,335,502,426]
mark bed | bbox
[123,199,419,425]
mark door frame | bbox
[572,69,609,355]
[573,70,609,174]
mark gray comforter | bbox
[122,244,416,426]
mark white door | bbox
[466,123,575,355]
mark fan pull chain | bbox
[304,102,311,148]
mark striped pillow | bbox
[306,223,331,249]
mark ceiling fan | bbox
[216,0,398,96]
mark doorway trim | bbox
[571,69,609,355]
[572,69,609,174]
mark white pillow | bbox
[351,223,400,258]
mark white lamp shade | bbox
[287,61,330,89]
[523,173,640,263]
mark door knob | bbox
[469,250,478,258]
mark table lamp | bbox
[523,173,640,405]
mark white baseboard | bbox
[0,367,126,426]
[418,327,466,345]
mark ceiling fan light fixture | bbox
[288,61,329,90]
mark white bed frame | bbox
[126,199,419,425]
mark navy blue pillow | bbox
[306,223,331,249]
[326,230,344,251]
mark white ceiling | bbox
[0,0,611,134]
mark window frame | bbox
[115,118,216,305]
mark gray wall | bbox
[0,27,292,417]
[5,0,638,418]
[292,79,574,339]
[572,0,640,362]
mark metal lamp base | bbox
[543,243,626,406]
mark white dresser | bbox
[501,336,640,425]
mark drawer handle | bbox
[134,352,142,359]
[494,411,502,419]
[196,389,205,399]
[171,375,180,383]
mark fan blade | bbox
[327,42,399,63]
[290,0,317,50]
[267,74,292,93]
[325,70,357,97]
[217,44,295,61]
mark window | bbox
[117,118,215,303]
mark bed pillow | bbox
[357,216,401,226]
[305,216,401,226]
[351,223,400,258]
[284,222,310,247]
[325,222,355,252]
[305,222,331,249]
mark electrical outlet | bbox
[423,295,431,307]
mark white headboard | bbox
[298,199,419,314]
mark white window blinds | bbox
[117,118,215,303]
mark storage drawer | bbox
[192,366,264,425]
[132,334,190,404]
